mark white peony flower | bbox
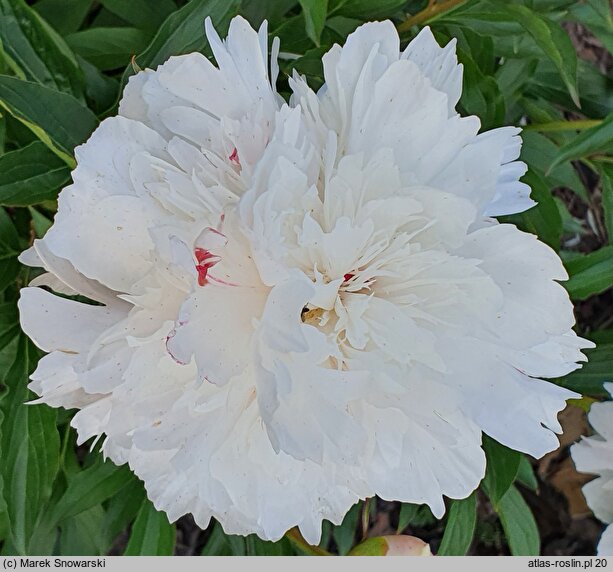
[18,16,593,543]
[571,384,613,555]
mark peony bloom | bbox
[19,16,592,542]
[571,384,613,555]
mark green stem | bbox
[592,155,613,164]
[285,528,332,556]
[397,0,468,33]
[523,119,602,133]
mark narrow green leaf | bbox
[0,208,20,291]
[49,457,133,525]
[100,0,177,33]
[482,435,521,508]
[496,485,540,556]
[328,0,406,20]
[0,141,70,206]
[0,75,98,166]
[397,503,420,533]
[245,534,293,556]
[0,337,60,555]
[437,493,477,556]
[201,522,232,556]
[0,410,8,541]
[563,245,613,300]
[77,55,119,115]
[521,132,588,202]
[66,27,150,71]
[225,534,247,556]
[528,59,613,118]
[457,47,504,130]
[101,478,146,549]
[332,502,359,555]
[124,500,176,556]
[550,113,613,172]
[299,0,327,46]
[0,0,84,98]
[600,164,613,244]
[126,0,241,86]
[501,170,562,251]
[240,0,299,28]
[490,2,579,107]
[556,339,613,397]
[59,505,106,556]
[32,0,92,36]
[516,456,538,492]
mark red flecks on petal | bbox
[207,274,240,287]
[165,327,187,365]
[194,247,221,286]
[229,147,240,165]
[343,273,354,282]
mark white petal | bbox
[19,287,121,354]
[401,26,463,113]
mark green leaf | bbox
[482,435,521,508]
[0,75,98,166]
[245,534,293,556]
[100,0,177,33]
[0,337,60,555]
[49,457,133,525]
[516,455,538,492]
[489,2,579,107]
[495,57,538,115]
[0,141,70,206]
[600,164,613,244]
[437,493,477,556]
[272,14,316,55]
[496,485,540,556]
[66,27,150,71]
[77,55,119,115]
[397,503,420,533]
[501,170,562,251]
[332,502,359,555]
[127,0,241,85]
[457,47,504,130]
[0,0,84,98]
[299,0,327,46]
[32,0,92,36]
[563,245,613,300]
[521,132,588,202]
[329,0,406,20]
[124,500,176,556]
[100,478,146,549]
[550,113,613,172]
[0,406,9,541]
[240,0,299,28]
[528,59,613,118]
[59,505,106,556]
[0,311,18,542]
[556,339,613,397]
[0,208,20,292]
[201,522,232,556]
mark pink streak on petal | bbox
[165,326,187,365]
[229,147,240,165]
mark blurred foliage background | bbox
[0,0,612,557]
